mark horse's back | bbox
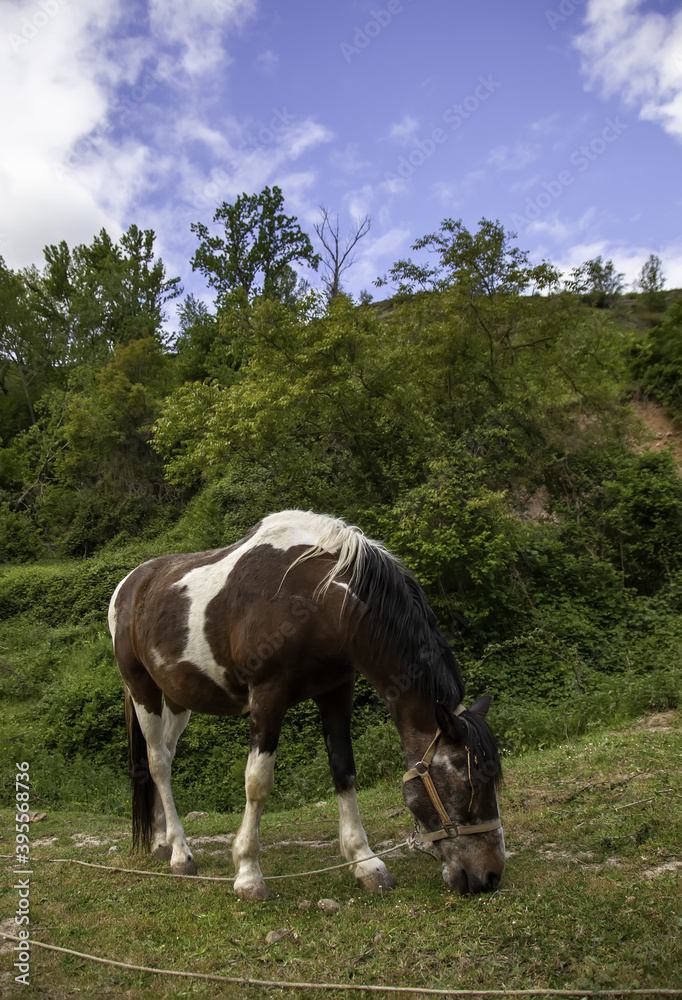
[108,512,356,715]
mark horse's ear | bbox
[469,695,492,718]
[435,702,466,740]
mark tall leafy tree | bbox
[0,257,67,428]
[566,256,625,307]
[190,185,319,305]
[376,217,558,298]
[41,224,181,364]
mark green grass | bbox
[1,712,680,998]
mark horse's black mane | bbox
[459,709,502,785]
[348,540,465,711]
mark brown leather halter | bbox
[402,704,503,843]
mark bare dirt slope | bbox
[630,398,682,472]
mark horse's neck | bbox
[390,700,440,766]
[355,648,438,764]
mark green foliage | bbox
[547,447,682,595]
[376,216,560,296]
[190,185,319,304]
[0,501,42,562]
[2,211,682,820]
[630,297,682,409]
[0,556,134,627]
[566,255,626,308]
[41,637,127,767]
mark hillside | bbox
[1,217,681,824]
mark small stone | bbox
[298,900,312,910]
[108,846,118,853]
[185,811,209,821]
[317,898,340,913]
[265,928,290,945]
[27,812,47,822]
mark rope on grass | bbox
[1,840,411,882]
[2,933,681,997]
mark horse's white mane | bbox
[266,510,384,600]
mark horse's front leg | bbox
[232,700,283,901]
[232,747,276,900]
[316,685,397,893]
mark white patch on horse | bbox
[337,788,395,891]
[132,699,195,874]
[107,569,134,645]
[175,511,357,690]
[232,749,276,899]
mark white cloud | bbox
[388,115,420,144]
[0,0,124,266]
[523,209,595,244]
[349,226,411,293]
[487,142,540,171]
[256,49,279,74]
[575,0,682,140]
[148,0,256,76]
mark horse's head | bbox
[402,696,505,894]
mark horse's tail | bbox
[124,685,154,853]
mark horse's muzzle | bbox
[447,867,503,895]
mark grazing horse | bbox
[108,510,504,900]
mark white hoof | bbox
[171,855,197,876]
[234,879,274,901]
[355,859,397,892]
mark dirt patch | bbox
[263,838,338,850]
[0,917,17,955]
[187,833,235,849]
[70,833,120,848]
[631,399,682,471]
[641,710,678,732]
[641,860,682,879]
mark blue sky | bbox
[1,0,681,324]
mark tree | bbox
[314,208,371,300]
[566,256,625,307]
[40,225,182,363]
[637,254,665,294]
[635,253,666,311]
[174,294,240,384]
[0,258,65,427]
[375,217,559,298]
[190,186,319,305]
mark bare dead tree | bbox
[314,208,371,299]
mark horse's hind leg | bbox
[315,684,397,893]
[150,698,192,862]
[132,697,196,875]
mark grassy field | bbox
[1,710,681,999]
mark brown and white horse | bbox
[108,510,504,900]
